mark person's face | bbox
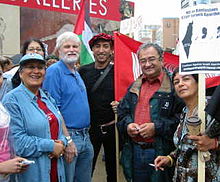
[138,47,163,79]
[19,61,45,94]
[58,40,80,64]
[26,41,44,57]
[173,73,198,100]
[0,67,3,88]
[92,41,113,64]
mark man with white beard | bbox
[43,32,94,182]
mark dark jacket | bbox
[205,85,220,138]
[205,85,220,121]
[117,70,184,182]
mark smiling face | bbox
[138,46,163,79]
[92,40,113,65]
[19,60,46,94]
[173,73,198,101]
[58,40,80,64]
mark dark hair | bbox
[0,56,12,71]
[12,39,46,89]
[89,33,114,49]
[172,67,198,83]
[12,70,21,88]
[136,43,163,61]
[21,39,46,58]
[92,39,114,49]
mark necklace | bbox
[187,106,198,118]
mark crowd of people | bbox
[0,31,220,182]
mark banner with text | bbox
[0,0,121,21]
[180,2,220,74]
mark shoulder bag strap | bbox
[91,62,113,93]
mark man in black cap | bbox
[78,33,117,182]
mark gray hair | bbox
[55,32,81,50]
[136,43,163,61]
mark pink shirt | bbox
[0,127,10,162]
[0,102,10,162]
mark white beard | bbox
[61,52,79,64]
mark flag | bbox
[205,74,220,88]
[163,52,179,72]
[74,0,94,65]
[114,32,220,101]
[114,32,142,101]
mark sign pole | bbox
[198,74,206,182]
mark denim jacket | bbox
[2,84,66,182]
[117,70,184,182]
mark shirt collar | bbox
[20,83,47,101]
[141,71,164,84]
[60,60,76,75]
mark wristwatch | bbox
[65,136,73,144]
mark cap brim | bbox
[20,58,46,65]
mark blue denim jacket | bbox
[2,84,66,182]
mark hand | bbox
[110,101,119,114]
[64,141,78,163]
[188,135,216,152]
[127,123,140,137]
[50,140,65,159]
[154,156,170,171]
[139,123,155,138]
[0,157,29,174]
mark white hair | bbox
[55,32,81,50]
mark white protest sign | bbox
[179,2,220,74]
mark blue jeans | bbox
[133,143,155,182]
[64,128,94,182]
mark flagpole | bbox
[198,74,206,182]
[115,113,120,182]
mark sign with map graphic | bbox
[180,1,220,74]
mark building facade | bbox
[162,18,179,51]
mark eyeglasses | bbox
[23,65,45,70]
[27,48,43,52]
[139,56,160,64]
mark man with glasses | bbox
[117,43,184,182]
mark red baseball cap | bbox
[89,33,114,49]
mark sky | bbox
[129,0,180,25]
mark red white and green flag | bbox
[74,0,94,65]
[114,32,220,101]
